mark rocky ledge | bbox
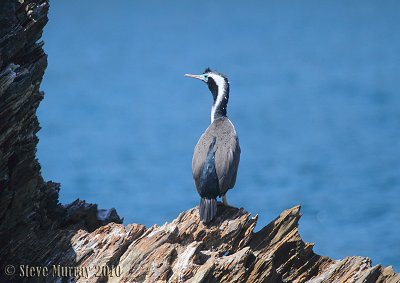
[0,0,399,282]
[51,205,400,283]
[4,203,400,282]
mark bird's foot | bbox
[221,195,234,207]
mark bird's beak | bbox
[184,73,206,82]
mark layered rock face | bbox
[0,1,399,282]
[0,0,51,233]
[0,0,121,280]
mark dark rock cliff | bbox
[0,1,398,282]
[0,0,121,280]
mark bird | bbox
[185,68,241,223]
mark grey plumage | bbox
[199,198,217,224]
[186,68,241,223]
[192,117,240,197]
[192,117,240,223]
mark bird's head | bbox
[185,68,230,122]
[185,68,229,101]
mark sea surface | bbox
[38,1,400,270]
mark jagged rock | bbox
[0,0,121,279]
[0,0,399,282]
[6,204,395,283]
[63,199,123,232]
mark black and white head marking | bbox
[202,68,230,123]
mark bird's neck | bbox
[210,81,229,123]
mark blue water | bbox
[38,1,400,271]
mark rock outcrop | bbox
[0,0,121,280]
[99,205,400,283]
[0,0,399,282]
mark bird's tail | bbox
[199,197,217,223]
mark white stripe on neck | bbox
[209,73,227,123]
